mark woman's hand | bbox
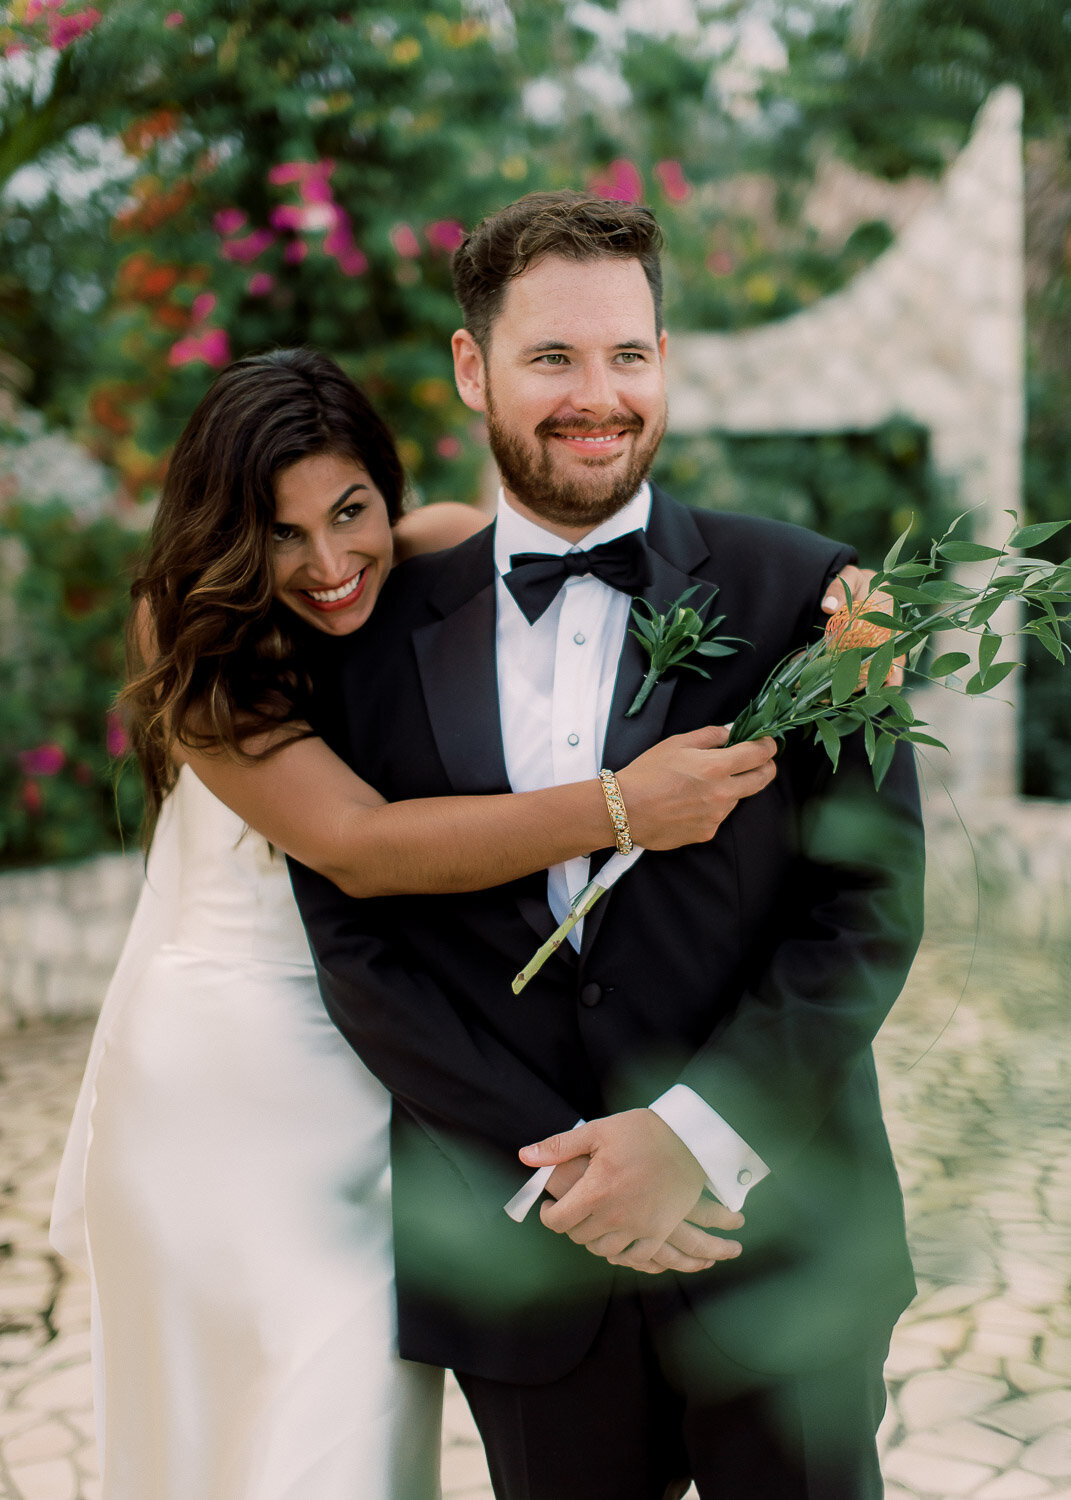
[617,727,777,851]
[823,564,903,686]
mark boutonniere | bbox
[626,586,746,716]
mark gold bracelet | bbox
[598,768,633,856]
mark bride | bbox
[51,347,834,1499]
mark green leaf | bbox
[1009,519,1071,548]
[965,672,988,695]
[918,580,978,602]
[694,641,739,658]
[876,688,915,723]
[887,562,934,578]
[937,540,1004,562]
[859,611,900,630]
[929,651,971,676]
[967,596,1006,628]
[830,649,863,705]
[863,716,876,761]
[815,718,841,772]
[866,640,896,690]
[978,630,1001,674]
[903,731,949,751]
[871,733,896,789]
[882,519,915,573]
[981,660,1017,690]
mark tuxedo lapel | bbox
[601,488,715,773]
[411,529,510,797]
[411,527,573,958]
[583,491,718,962]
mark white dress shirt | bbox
[493,487,768,1219]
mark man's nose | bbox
[568,360,616,419]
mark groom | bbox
[290,191,924,1498]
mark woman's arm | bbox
[392,501,489,563]
[179,725,773,899]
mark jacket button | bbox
[580,982,602,1008]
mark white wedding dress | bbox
[50,766,442,1500]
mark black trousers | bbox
[456,1279,891,1500]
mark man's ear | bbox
[452,328,487,414]
[658,329,668,363]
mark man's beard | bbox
[485,395,667,529]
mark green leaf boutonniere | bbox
[626,586,746,717]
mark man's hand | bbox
[823,564,903,686]
[520,1109,743,1273]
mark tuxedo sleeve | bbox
[673,725,925,1176]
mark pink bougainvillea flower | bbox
[220,228,275,263]
[655,159,691,204]
[390,222,421,259]
[18,743,66,777]
[168,328,231,368]
[47,6,101,49]
[190,290,216,323]
[105,712,129,757]
[21,780,43,815]
[267,158,334,187]
[25,0,64,22]
[164,10,184,25]
[589,158,643,204]
[337,248,369,277]
[283,239,308,265]
[300,175,334,205]
[435,435,462,459]
[269,205,302,231]
[425,219,465,253]
[706,250,734,277]
[213,207,247,236]
[323,206,354,256]
[247,272,274,296]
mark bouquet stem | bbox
[511,879,607,993]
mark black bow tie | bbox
[503,530,652,624]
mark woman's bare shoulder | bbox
[392,502,489,563]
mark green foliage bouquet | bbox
[512,513,1071,992]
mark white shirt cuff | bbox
[504,1119,586,1223]
[649,1084,769,1213]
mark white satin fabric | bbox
[51,766,442,1500]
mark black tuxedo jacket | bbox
[289,486,924,1385]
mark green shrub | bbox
[0,500,144,867]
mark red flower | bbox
[18,743,65,777]
[654,160,691,204]
[106,712,130,758]
[425,219,465,253]
[589,159,643,204]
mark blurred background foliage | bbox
[0,0,1069,863]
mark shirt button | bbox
[573,632,586,645]
[737,1169,753,1186]
[567,733,580,747]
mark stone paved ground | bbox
[1,936,1069,1500]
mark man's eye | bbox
[538,353,567,365]
[617,352,643,363]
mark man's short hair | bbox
[451,190,664,349]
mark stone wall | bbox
[0,852,143,1033]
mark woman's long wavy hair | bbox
[121,347,405,837]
